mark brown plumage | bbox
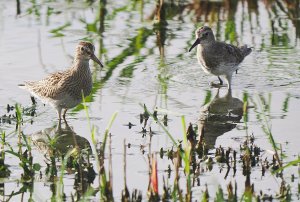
[19,41,103,120]
[189,26,252,89]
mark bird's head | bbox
[189,26,215,52]
[76,41,103,67]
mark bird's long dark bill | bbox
[189,38,200,52]
[91,54,104,67]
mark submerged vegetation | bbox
[0,0,300,201]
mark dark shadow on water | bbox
[198,89,243,150]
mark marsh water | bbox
[0,0,300,201]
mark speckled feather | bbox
[24,66,91,101]
[198,42,251,71]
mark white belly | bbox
[199,60,239,76]
[52,94,81,109]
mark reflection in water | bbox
[31,121,91,161]
[31,120,95,201]
[198,89,243,149]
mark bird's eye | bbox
[205,33,208,36]
[81,47,85,51]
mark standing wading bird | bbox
[19,41,103,121]
[189,26,252,89]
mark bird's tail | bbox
[18,84,28,89]
[240,45,253,57]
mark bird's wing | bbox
[222,43,244,64]
[25,71,69,99]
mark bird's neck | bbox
[72,57,89,70]
[197,42,215,66]
[197,41,215,58]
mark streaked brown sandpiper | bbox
[19,41,103,120]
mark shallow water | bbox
[0,0,300,201]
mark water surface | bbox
[0,0,299,201]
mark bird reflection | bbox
[31,120,91,162]
[32,120,96,200]
[198,89,243,149]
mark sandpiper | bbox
[189,26,252,89]
[19,41,103,120]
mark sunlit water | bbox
[0,0,299,201]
